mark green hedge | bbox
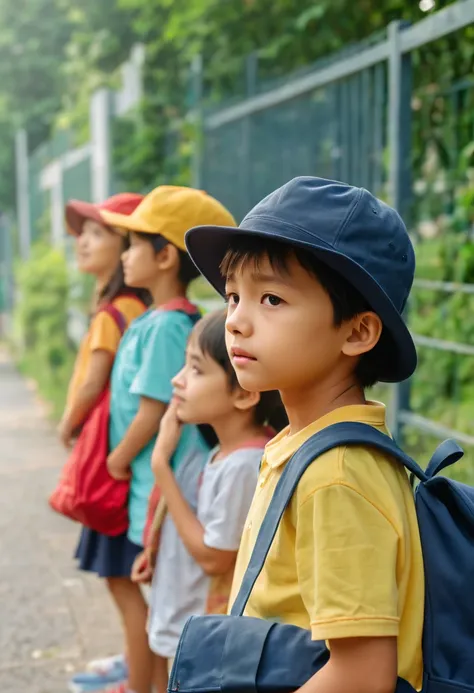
[403,173,474,480]
[13,242,76,420]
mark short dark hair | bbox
[194,309,288,432]
[137,233,200,287]
[221,236,391,389]
[177,249,201,285]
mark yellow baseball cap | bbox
[99,185,236,251]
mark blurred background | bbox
[0,0,473,475]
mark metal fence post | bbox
[242,53,258,213]
[387,20,413,441]
[246,52,258,97]
[90,89,113,202]
[191,55,204,190]
[15,129,31,260]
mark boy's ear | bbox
[342,311,383,357]
[232,387,261,413]
[155,243,180,271]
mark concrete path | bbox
[0,351,121,692]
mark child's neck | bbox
[148,275,187,308]
[213,414,267,458]
[95,270,113,294]
[93,271,114,308]
[282,373,366,435]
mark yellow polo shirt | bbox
[230,402,424,691]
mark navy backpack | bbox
[169,422,474,693]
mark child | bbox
[82,187,237,693]
[132,309,287,689]
[62,193,150,693]
[185,177,424,693]
[60,193,149,448]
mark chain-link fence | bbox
[196,1,474,466]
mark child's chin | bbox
[235,372,269,393]
[178,410,205,427]
[78,263,97,274]
[176,405,191,423]
[124,275,144,289]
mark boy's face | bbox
[224,251,368,395]
[172,335,242,425]
[122,232,173,289]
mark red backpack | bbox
[49,302,134,536]
[50,298,201,537]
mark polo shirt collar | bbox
[263,401,387,470]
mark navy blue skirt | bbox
[75,526,143,578]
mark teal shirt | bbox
[109,309,208,546]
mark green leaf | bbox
[295,4,327,31]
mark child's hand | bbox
[131,547,156,584]
[152,400,182,476]
[107,450,131,481]
[58,418,75,449]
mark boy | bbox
[79,186,236,693]
[184,177,424,693]
[132,310,281,687]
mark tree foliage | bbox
[111,0,468,192]
[0,0,468,209]
[0,0,136,208]
[0,0,70,207]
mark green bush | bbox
[14,242,76,420]
[402,168,474,481]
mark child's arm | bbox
[59,350,114,447]
[155,464,237,575]
[108,313,191,479]
[298,637,397,693]
[152,403,237,576]
[294,481,401,693]
[130,495,165,583]
[107,397,166,480]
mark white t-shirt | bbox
[148,443,265,658]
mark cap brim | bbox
[65,200,102,236]
[185,225,417,383]
[99,209,156,234]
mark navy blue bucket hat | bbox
[186,177,417,383]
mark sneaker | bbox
[68,655,128,693]
[87,655,127,676]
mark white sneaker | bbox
[86,655,126,675]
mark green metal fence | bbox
[201,54,388,223]
[196,0,474,465]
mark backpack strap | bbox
[158,297,201,326]
[159,297,201,320]
[101,303,128,336]
[425,438,463,479]
[231,421,454,617]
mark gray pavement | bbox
[0,350,121,692]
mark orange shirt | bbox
[67,296,146,408]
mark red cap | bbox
[65,192,144,236]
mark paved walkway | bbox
[0,351,121,692]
